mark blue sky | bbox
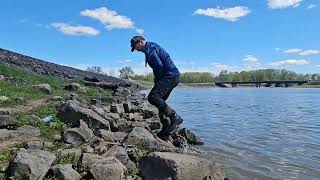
[1,0,319,76]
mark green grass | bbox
[0,148,16,170]
[0,64,66,106]
[14,102,68,142]
[0,63,112,107]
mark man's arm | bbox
[151,49,164,83]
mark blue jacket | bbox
[142,42,180,83]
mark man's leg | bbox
[148,77,182,136]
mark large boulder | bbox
[0,115,17,129]
[139,152,225,180]
[89,156,127,180]
[97,129,115,142]
[48,164,81,180]
[64,83,81,91]
[132,101,158,119]
[16,125,41,136]
[62,120,95,145]
[57,100,111,133]
[178,128,204,145]
[8,149,56,180]
[102,145,137,174]
[0,126,41,149]
[33,83,51,94]
[122,127,157,146]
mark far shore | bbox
[133,80,320,89]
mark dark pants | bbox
[147,76,180,114]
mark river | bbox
[164,87,320,180]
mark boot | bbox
[157,112,170,139]
[163,106,184,135]
[166,110,183,133]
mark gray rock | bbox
[104,113,127,132]
[99,97,117,105]
[172,135,188,149]
[49,164,81,180]
[89,137,108,153]
[0,115,17,128]
[0,127,42,149]
[52,96,63,101]
[82,153,105,167]
[132,101,158,119]
[58,100,111,133]
[123,127,157,147]
[27,140,44,150]
[0,75,4,80]
[0,129,13,140]
[91,105,105,116]
[82,145,95,153]
[114,131,128,143]
[139,152,225,180]
[64,83,81,91]
[33,83,51,94]
[131,113,144,122]
[62,120,95,145]
[43,141,54,149]
[178,128,204,145]
[68,93,78,100]
[110,103,124,114]
[98,129,114,142]
[54,134,62,141]
[102,145,137,175]
[17,125,41,136]
[9,149,56,180]
[89,156,127,180]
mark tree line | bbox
[86,66,320,83]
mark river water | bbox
[165,88,320,180]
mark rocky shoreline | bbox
[0,49,227,180]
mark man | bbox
[130,35,183,137]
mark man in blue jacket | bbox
[130,35,183,137]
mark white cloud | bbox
[51,23,99,36]
[118,59,133,64]
[194,6,251,22]
[268,0,303,9]
[299,50,320,56]
[81,7,143,33]
[210,63,243,75]
[242,55,259,63]
[307,4,317,9]
[275,48,281,52]
[270,59,308,66]
[283,48,302,53]
[136,28,144,34]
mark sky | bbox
[1,0,319,76]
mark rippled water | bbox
[166,88,320,180]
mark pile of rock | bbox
[0,80,226,180]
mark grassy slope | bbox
[0,64,113,178]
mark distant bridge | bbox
[215,80,310,88]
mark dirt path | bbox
[0,98,48,114]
